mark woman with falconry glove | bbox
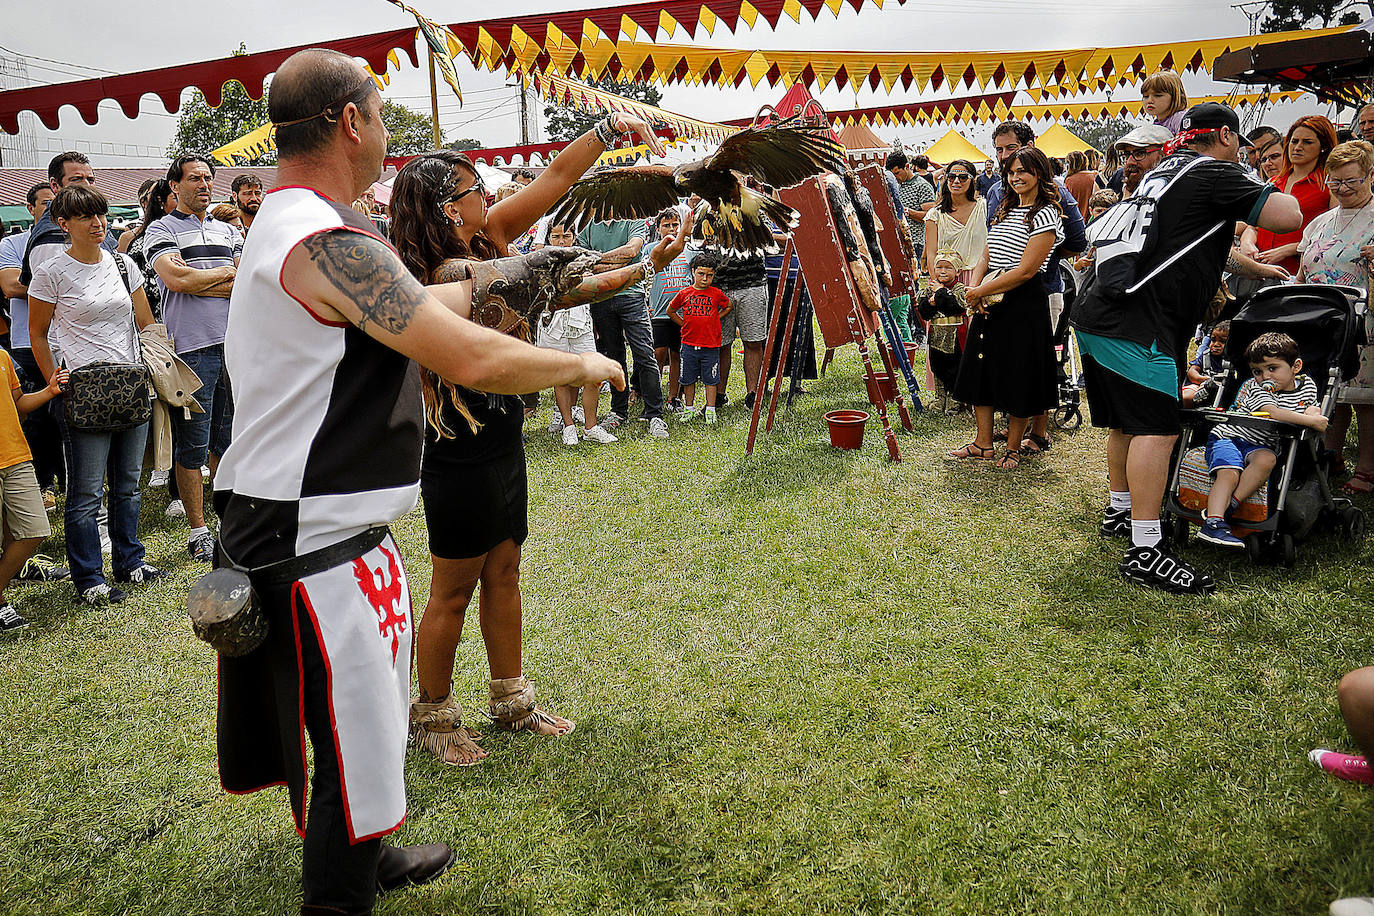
[389,111,691,768]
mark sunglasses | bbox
[448,177,485,202]
[947,173,972,181]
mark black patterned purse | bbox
[61,255,153,433]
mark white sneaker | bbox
[679,406,698,423]
[704,407,718,425]
[572,405,585,424]
[583,424,618,444]
[149,469,169,488]
[547,413,564,434]
[561,425,579,446]
[1331,898,1374,916]
[648,417,670,439]
[166,499,186,519]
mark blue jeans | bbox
[590,294,662,421]
[58,414,148,590]
[174,344,234,469]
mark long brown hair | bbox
[390,151,503,437]
[992,147,1062,227]
[938,158,977,213]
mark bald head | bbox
[271,48,379,158]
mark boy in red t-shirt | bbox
[666,254,732,424]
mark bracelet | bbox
[594,115,623,146]
[639,261,654,281]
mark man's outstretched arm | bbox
[283,230,624,395]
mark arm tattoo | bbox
[302,231,427,335]
[431,259,472,285]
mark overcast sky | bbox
[0,0,1334,168]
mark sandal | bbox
[490,676,575,737]
[992,430,1009,443]
[1341,470,1374,495]
[410,694,487,766]
[1020,433,1051,455]
[947,442,995,460]
[995,447,1027,470]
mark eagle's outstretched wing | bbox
[705,127,846,188]
[545,165,679,235]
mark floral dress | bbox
[1298,200,1374,403]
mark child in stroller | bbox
[1195,332,1325,548]
[1164,283,1367,566]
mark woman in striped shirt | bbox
[948,148,1064,470]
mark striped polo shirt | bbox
[143,209,243,354]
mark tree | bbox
[1259,0,1370,31]
[381,100,444,156]
[166,45,272,164]
[448,137,482,151]
[1062,117,1140,153]
[543,78,663,141]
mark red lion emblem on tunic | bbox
[352,545,407,662]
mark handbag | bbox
[61,255,153,433]
[979,268,1006,307]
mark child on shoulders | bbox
[1198,331,1326,548]
[666,253,731,425]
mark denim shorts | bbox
[1206,434,1273,473]
[173,344,234,468]
[680,344,721,386]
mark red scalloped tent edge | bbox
[0,27,418,133]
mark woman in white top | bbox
[1295,140,1374,495]
[949,148,1064,470]
[923,158,988,279]
[27,186,160,606]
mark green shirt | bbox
[578,220,650,298]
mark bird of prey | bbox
[545,126,847,256]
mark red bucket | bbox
[825,409,869,449]
[864,371,897,404]
[903,342,919,368]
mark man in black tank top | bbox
[214,48,626,916]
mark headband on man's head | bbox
[271,76,376,130]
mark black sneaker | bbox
[717,392,731,408]
[14,553,71,581]
[1099,507,1131,538]
[188,532,215,563]
[1119,545,1216,595]
[0,604,30,632]
[114,564,171,584]
[78,583,126,607]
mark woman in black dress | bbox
[948,147,1063,470]
[389,123,688,766]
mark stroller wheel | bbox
[1244,534,1264,564]
[1279,532,1296,567]
[1339,505,1366,542]
[1052,406,1082,431]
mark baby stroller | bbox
[1163,284,1367,566]
[1051,261,1085,431]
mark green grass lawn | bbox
[1,345,1372,915]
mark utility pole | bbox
[1231,1,1266,35]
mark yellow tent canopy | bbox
[923,129,990,164]
[1035,123,1097,157]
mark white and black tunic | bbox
[213,186,423,843]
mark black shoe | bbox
[114,564,170,584]
[742,390,756,410]
[1119,545,1215,595]
[0,604,30,632]
[717,392,731,408]
[1099,507,1131,538]
[14,554,70,581]
[188,532,215,563]
[376,842,455,896]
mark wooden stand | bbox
[744,177,907,460]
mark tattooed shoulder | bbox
[431,258,473,285]
[301,230,427,335]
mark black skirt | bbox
[421,390,529,560]
[952,274,1058,419]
